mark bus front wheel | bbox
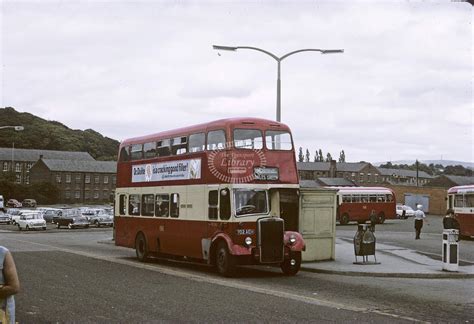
[135,232,149,262]
[340,213,350,225]
[215,241,235,277]
[281,251,301,276]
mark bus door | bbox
[206,186,231,237]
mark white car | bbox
[396,205,415,219]
[17,212,47,231]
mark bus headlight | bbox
[245,237,252,246]
[289,234,296,244]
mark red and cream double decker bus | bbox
[114,117,305,276]
[327,186,397,225]
[447,185,474,238]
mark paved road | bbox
[0,219,473,322]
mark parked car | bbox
[89,212,114,227]
[56,214,90,229]
[17,212,47,231]
[40,208,62,223]
[0,195,4,211]
[8,208,23,225]
[22,199,37,208]
[7,199,22,208]
[0,211,11,225]
[396,204,415,219]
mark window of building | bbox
[129,194,141,216]
[56,174,62,183]
[15,163,21,172]
[2,162,8,172]
[143,142,157,159]
[155,194,170,217]
[189,133,205,153]
[65,191,71,199]
[112,176,116,185]
[25,175,30,185]
[94,175,100,184]
[170,193,180,218]
[207,130,226,150]
[359,172,364,182]
[26,163,33,172]
[103,190,109,199]
[172,136,187,155]
[76,174,81,183]
[85,174,91,184]
[234,129,263,149]
[85,191,90,199]
[66,174,71,183]
[157,139,171,157]
[374,174,379,183]
[104,176,109,184]
[141,194,154,216]
[94,191,99,199]
[75,191,80,199]
[15,174,21,184]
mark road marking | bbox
[7,237,426,323]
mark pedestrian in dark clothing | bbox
[369,209,377,232]
[443,209,460,230]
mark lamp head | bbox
[212,45,238,51]
[14,126,24,131]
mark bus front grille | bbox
[258,218,284,263]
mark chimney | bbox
[329,159,337,178]
[39,155,44,160]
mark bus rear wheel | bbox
[280,251,301,276]
[378,213,386,224]
[340,213,350,225]
[135,232,149,262]
[215,241,235,277]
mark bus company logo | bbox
[207,142,267,183]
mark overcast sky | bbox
[1,0,472,164]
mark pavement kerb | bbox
[299,265,474,279]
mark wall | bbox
[384,185,447,215]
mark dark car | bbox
[0,211,11,225]
[7,199,22,208]
[22,199,37,208]
[56,215,90,229]
[42,208,62,223]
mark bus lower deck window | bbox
[142,194,154,216]
[129,194,141,216]
[155,194,170,217]
[119,195,127,215]
[170,193,179,217]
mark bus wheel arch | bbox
[135,231,149,262]
[340,213,350,225]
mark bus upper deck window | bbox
[157,139,171,157]
[265,131,292,150]
[207,130,226,150]
[131,144,143,160]
[119,146,130,162]
[143,142,157,158]
[172,136,187,155]
[189,133,205,153]
[234,129,263,149]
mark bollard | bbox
[442,229,459,272]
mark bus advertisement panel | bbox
[447,185,474,238]
[114,118,305,276]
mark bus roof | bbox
[448,185,474,194]
[121,117,291,146]
[325,186,394,195]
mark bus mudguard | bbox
[284,231,305,252]
[211,233,252,256]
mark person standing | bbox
[0,246,20,324]
[443,208,460,230]
[414,204,426,239]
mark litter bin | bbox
[353,224,377,263]
[442,229,459,272]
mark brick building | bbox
[377,167,434,186]
[297,161,383,185]
[425,175,474,188]
[0,147,94,185]
[30,157,116,204]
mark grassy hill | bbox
[0,107,119,160]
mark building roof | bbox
[299,180,323,188]
[38,159,116,173]
[317,177,356,186]
[0,148,94,162]
[444,175,474,186]
[297,161,370,172]
[376,167,434,179]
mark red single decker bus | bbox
[114,117,305,276]
[447,185,474,238]
[328,186,397,225]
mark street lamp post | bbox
[0,126,25,174]
[212,45,344,122]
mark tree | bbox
[314,150,318,162]
[305,149,310,162]
[318,149,323,162]
[326,153,332,162]
[339,150,346,163]
[298,147,304,162]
